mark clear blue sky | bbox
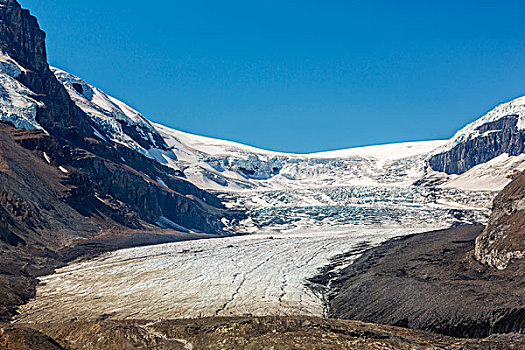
[19,0,525,153]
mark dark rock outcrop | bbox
[14,127,226,232]
[475,171,525,269]
[430,115,525,175]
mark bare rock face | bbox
[475,171,525,269]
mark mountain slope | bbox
[0,0,93,141]
[0,0,233,234]
[51,68,447,191]
[475,170,525,269]
[0,0,240,321]
[1,1,524,198]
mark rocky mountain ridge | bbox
[1,0,524,198]
[0,0,239,321]
[429,97,525,174]
[0,0,243,234]
[475,170,525,269]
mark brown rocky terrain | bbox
[2,317,524,349]
[327,172,525,339]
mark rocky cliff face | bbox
[475,171,525,269]
[430,116,525,174]
[429,97,525,175]
[0,0,93,140]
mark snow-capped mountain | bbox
[52,67,169,156]
[43,69,443,192]
[3,47,523,196]
[49,68,525,195]
[0,0,524,236]
[27,66,523,232]
[3,0,524,332]
[0,0,237,239]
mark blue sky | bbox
[19,0,525,153]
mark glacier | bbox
[50,67,525,199]
[16,226,439,323]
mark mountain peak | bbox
[0,0,46,72]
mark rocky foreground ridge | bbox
[3,317,525,350]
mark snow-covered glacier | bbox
[16,226,438,323]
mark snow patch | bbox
[0,53,45,131]
[0,52,27,78]
[58,166,68,174]
[155,177,168,188]
[439,153,525,191]
[43,152,51,164]
[92,127,108,142]
[156,216,190,233]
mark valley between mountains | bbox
[1,0,525,348]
